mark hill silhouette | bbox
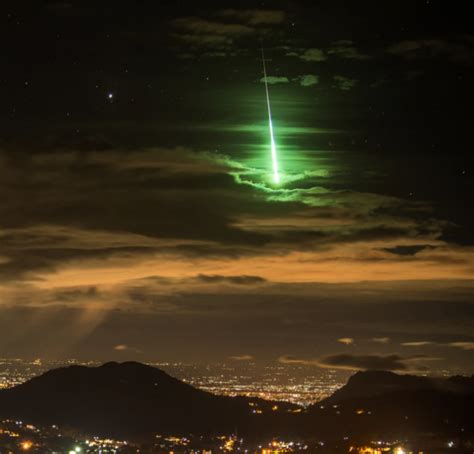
[0,363,472,441]
[302,370,474,441]
[321,369,474,405]
[0,361,294,439]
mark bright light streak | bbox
[261,47,281,184]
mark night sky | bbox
[1,1,473,372]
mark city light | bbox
[21,441,32,450]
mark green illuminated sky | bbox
[0,1,473,373]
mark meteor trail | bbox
[261,46,281,184]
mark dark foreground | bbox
[0,362,473,453]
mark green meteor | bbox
[261,47,281,184]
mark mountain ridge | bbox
[0,361,295,440]
[0,362,473,441]
[319,369,474,405]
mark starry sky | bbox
[0,0,473,373]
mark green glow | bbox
[262,47,281,184]
[268,117,280,184]
[193,124,343,135]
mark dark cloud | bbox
[217,9,286,25]
[171,9,286,55]
[402,340,474,351]
[278,353,415,371]
[327,40,371,60]
[53,286,99,303]
[172,17,254,37]
[382,245,434,256]
[289,41,370,63]
[333,75,358,90]
[294,74,319,87]
[176,33,234,47]
[1,1,473,367]
[387,37,474,64]
[317,353,434,371]
[2,144,465,287]
[1,283,473,363]
[171,16,255,50]
[298,48,327,62]
[195,274,267,286]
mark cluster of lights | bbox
[349,445,425,454]
[261,439,308,454]
[350,447,396,454]
[223,438,235,451]
[0,358,344,407]
[85,436,128,450]
[164,436,190,446]
[2,422,463,454]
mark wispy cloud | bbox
[294,74,319,87]
[114,344,142,353]
[217,9,286,25]
[447,342,474,350]
[401,341,434,347]
[337,337,355,345]
[259,76,289,85]
[279,353,439,371]
[387,37,474,64]
[299,48,327,62]
[327,40,371,60]
[371,337,390,344]
[333,75,358,90]
[402,340,474,351]
[229,354,254,361]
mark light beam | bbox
[261,47,281,184]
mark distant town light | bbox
[21,441,33,451]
